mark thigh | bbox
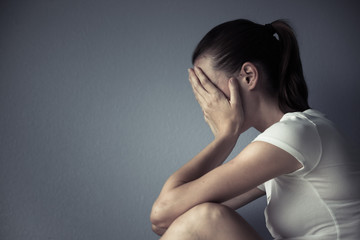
[161,203,263,240]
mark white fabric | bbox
[254,109,360,240]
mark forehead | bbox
[194,56,227,84]
[194,55,214,72]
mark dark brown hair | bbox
[192,19,309,113]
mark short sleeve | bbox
[257,183,265,192]
[253,113,322,176]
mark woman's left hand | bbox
[188,67,244,139]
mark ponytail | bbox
[192,19,310,113]
[270,20,309,112]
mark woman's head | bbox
[192,19,309,113]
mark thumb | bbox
[228,78,241,106]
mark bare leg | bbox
[160,202,263,240]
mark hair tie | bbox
[264,23,276,35]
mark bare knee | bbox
[162,203,232,238]
[162,203,262,240]
[190,202,231,223]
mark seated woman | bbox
[150,19,360,239]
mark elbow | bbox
[150,198,173,229]
[151,223,166,236]
[151,176,184,227]
[151,187,183,229]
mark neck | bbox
[248,94,285,133]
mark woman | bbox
[150,19,360,239]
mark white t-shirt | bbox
[254,109,360,240]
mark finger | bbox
[188,68,207,103]
[193,85,207,105]
[229,78,241,106]
[194,66,219,94]
[188,68,207,98]
[188,68,205,92]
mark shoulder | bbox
[255,110,322,147]
[253,110,323,175]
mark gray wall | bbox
[1,0,359,239]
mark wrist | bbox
[214,131,240,144]
[215,121,242,140]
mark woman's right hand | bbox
[188,67,244,140]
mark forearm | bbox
[151,134,238,228]
[161,134,238,193]
[221,187,265,210]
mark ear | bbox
[237,62,258,91]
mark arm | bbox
[151,67,243,229]
[222,187,265,210]
[158,134,238,195]
[151,134,237,229]
[151,224,167,236]
[152,188,265,236]
[150,67,301,232]
[151,140,302,229]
